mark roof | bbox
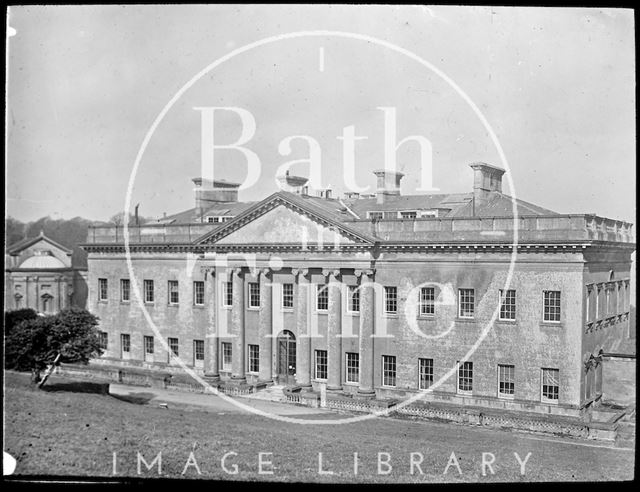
[7,232,73,255]
[152,202,257,224]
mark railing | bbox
[83,214,635,245]
[358,214,635,243]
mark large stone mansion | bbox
[81,163,635,418]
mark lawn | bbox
[3,371,634,482]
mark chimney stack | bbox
[193,177,240,219]
[469,163,505,210]
[276,171,309,194]
[373,169,404,204]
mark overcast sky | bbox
[5,5,635,224]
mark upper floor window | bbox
[458,289,475,318]
[499,289,516,321]
[193,281,205,306]
[367,211,384,220]
[98,278,108,301]
[384,286,397,314]
[168,281,179,305]
[419,287,435,316]
[222,281,233,307]
[120,279,130,302]
[282,283,294,309]
[348,285,360,313]
[543,291,561,322]
[316,285,328,311]
[143,280,154,303]
[248,282,261,308]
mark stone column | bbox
[258,268,273,382]
[203,267,219,381]
[294,268,312,389]
[326,269,343,392]
[357,270,376,397]
[231,267,246,383]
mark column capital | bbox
[354,269,375,278]
[259,268,271,278]
[322,268,341,279]
[292,268,309,278]
[200,266,215,279]
[229,266,244,276]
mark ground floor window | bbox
[143,335,154,362]
[315,350,328,380]
[194,339,204,367]
[345,352,359,383]
[221,342,232,371]
[498,364,515,398]
[168,337,179,361]
[382,355,396,387]
[541,368,559,402]
[120,333,130,359]
[457,361,473,394]
[248,344,259,373]
[418,358,433,389]
[98,331,108,351]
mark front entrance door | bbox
[276,330,296,385]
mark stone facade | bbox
[5,233,88,313]
[82,165,635,418]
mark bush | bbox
[4,307,103,385]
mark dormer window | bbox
[205,215,233,223]
[399,210,417,219]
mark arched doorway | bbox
[276,330,296,385]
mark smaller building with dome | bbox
[4,232,88,313]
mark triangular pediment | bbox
[195,193,374,246]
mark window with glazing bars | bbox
[419,358,433,389]
[542,368,559,401]
[144,280,154,303]
[384,286,397,313]
[419,287,435,316]
[248,344,259,373]
[193,281,204,305]
[168,337,179,358]
[282,283,294,309]
[498,364,515,397]
[458,289,474,318]
[543,291,561,322]
[249,282,260,308]
[348,285,360,312]
[345,352,359,383]
[120,279,130,302]
[316,285,328,311]
[168,281,179,304]
[382,355,396,386]
[222,281,233,307]
[98,278,108,301]
[315,350,328,379]
[457,361,473,393]
[499,289,516,320]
